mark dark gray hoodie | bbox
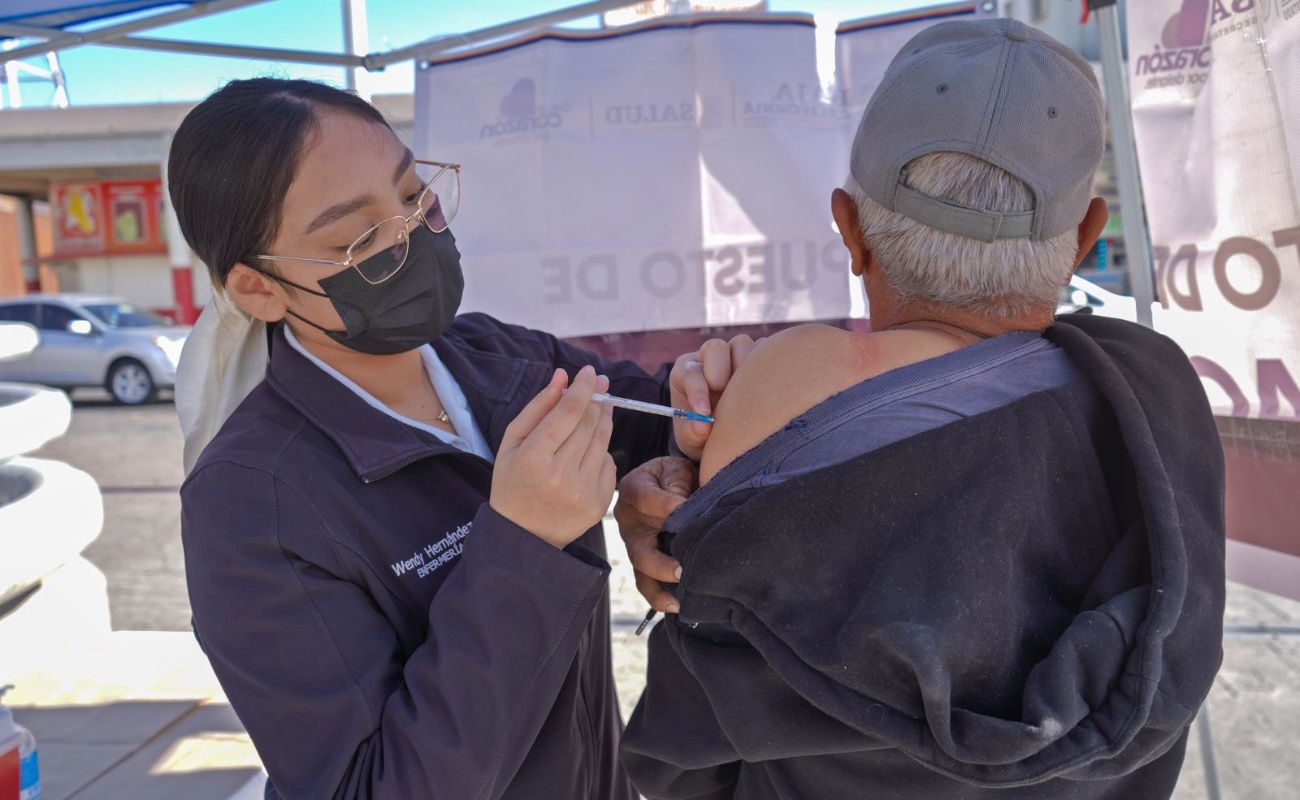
[622,314,1226,799]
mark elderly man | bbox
[616,18,1225,800]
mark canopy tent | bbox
[0,1,196,28]
[0,0,651,78]
[0,1,1152,324]
[6,6,1297,798]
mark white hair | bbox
[844,152,1079,318]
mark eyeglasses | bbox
[255,160,461,285]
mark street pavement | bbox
[33,395,1300,800]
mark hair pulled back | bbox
[167,78,390,286]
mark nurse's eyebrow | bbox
[306,195,373,235]
[304,150,415,235]
[393,148,414,183]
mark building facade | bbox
[0,95,414,321]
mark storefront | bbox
[0,95,414,322]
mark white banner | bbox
[835,2,990,127]
[1130,0,1300,420]
[414,7,991,338]
[416,14,849,337]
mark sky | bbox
[7,0,930,107]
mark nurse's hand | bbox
[670,335,760,461]
[614,456,698,613]
[491,365,617,549]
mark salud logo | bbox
[479,78,569,140]
[499,78,537,118]
[1162,0,1210,47]
[1135,0,1221,90]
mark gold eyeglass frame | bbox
[254,160,461,286]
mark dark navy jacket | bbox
[180,313,671,800]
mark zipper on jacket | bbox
[363,450,494,484]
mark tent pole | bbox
[0,0,276,63]
[367,0,641,70]
[341,0,369,95]
[96,37,362,66]
[1089,0,1155,328]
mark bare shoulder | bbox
[696,324,973,485]
[698,324,866,485]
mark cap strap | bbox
[893,182,1035,242]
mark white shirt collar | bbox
[282,326,494,462]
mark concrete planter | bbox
[0,322,37,363]
[1,337,104,605]
[0,457,104,606]
[0,384,72,462]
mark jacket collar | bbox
[265,324,551,482]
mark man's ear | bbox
[225,264,288,323]
[831,188,872,277]
[1072,197,1109,271]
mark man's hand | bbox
[670,335,759,461]
[615,456,699,613]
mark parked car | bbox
[1057,274,1142,322]
[0,294,188,405]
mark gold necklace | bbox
[410,407,451,425]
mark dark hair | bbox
[167,78,391,285]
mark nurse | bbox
[171,78,697,799]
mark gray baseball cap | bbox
[849,18,1104,242]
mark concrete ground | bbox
[27,396,1300,799]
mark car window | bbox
[0,303,39,325]
[82,302,168,328]
[38,304,88,332]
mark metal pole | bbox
[0,22,61,39]
[2,41,20,109]
[2,60,17,109]
[47,52,68,108]
[0,0,276,63]
[97,36,363,67]
[1195,704,1224,800]
[341,0,357,92]
[14,196,39,294]
[1223,624,1300,638]
[1090,0,1155,328]
[161,135,199,324]
[367,0,642,70]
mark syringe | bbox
[591,392,714,423]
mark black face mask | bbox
[274,225,464,356]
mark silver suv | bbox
[0,294,189,405]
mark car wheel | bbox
[107,359,157,405]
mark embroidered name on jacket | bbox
[390,522,471,579]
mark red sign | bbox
[50,179,168,258]
[0,745,17,800]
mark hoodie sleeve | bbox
[621,621,741,800]
[182,461,609,800]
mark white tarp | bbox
[835,2,990,124]
[414,4,991,337]
[415,14,844,337]
[1130,0,1300,601]
[1130,0,1300,420]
